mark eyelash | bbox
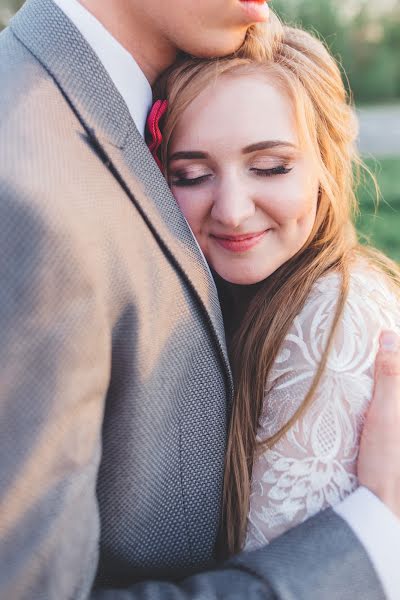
[251,165,293,177]
[172,174,212,187]
[171,165,293,187]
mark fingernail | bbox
[380,331,400,352]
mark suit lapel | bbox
[11,0,233,393]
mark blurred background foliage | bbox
[1,0,399,261]
[0,0,23,30]
[357,157,400,262]
[272,0,400,105]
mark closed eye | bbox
[170,173,213,187]
[251,165,293,177]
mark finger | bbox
[369,330,400,432]
[375,330,400,377]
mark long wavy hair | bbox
[156,14,400,556]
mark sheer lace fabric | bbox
[245,262,400,550]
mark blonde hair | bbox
[156,14,400,556]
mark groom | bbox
[0,0,399,598]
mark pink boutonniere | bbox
[145,99,168,171]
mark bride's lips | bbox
[211,230,268,253]
[239,0,270,23]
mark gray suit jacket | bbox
[0,1,386,598]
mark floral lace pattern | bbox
[245,262,400,550]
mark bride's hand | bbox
[358,331,400,520]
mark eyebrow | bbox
[242,140,296,154]
[169,150,209,162]
[168,140,296,163]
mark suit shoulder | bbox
[0,27,54,119]
[0,27,88,193]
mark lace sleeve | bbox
[244,266,400,551]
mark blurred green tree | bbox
[0,0,24,29]
[272,0,400,105]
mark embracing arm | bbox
[344,330,400,599]
[91,510,383,599]
[0,184,110,599]
[0,193,393,599]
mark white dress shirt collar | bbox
[52,0,152,136]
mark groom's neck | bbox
[78,0,178,85]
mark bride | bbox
[147,15,400,556]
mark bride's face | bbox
[168,75,320,285]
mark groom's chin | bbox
[180,29,249,60]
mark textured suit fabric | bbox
[0,1,385,598]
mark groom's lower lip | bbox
[239,0,270,23]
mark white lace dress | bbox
[245,261,400,550]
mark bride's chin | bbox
[212,268,266,286]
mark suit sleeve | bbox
[0,183,108,599]
[0,187,384,600]
[91,510,384,600]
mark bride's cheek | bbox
[174,195,209,243]
[172,191,194,220]
[281,191,317,222]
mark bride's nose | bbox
[210,172,255,228]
